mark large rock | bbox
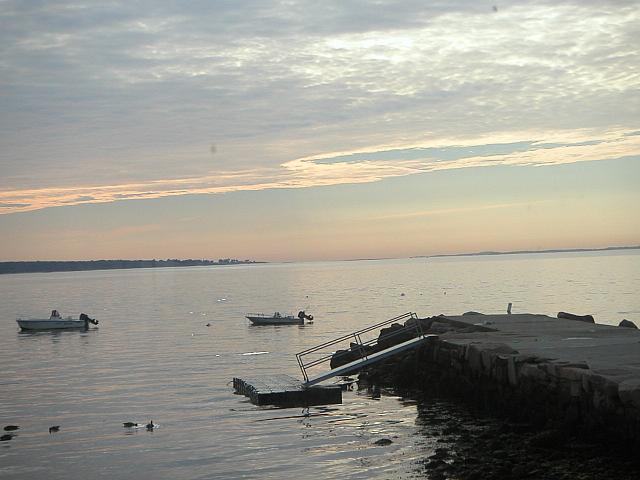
[377,323,416,349]
[330,343,374,369]
[404,316,435,332]
[557,311,595,323]
[619,319,638,329]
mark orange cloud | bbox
[1,128,638,215]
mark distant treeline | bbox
[0,259,263,274]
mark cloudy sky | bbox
[0,0,638,261]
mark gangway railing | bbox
[296,312,425,384]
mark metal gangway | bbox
[296,312,433,386]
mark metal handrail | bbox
[296,312,415,355]
[296,312,421,382]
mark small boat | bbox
[16,310,99,331]
[246,310,313,326]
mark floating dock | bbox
[233,374,342,407]
[233,312,430,407]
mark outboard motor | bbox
[80,313,99,327]
[297,310,314,321]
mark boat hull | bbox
[16,319,89,331]
[246,316,303,326]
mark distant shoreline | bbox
[0,259,265,275]
[415,245,640,259]
[2,245,638,274]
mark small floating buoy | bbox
[49,426,60,434]
[400,293,405,297]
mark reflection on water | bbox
[0,253,638,479]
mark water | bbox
[1,252,639,479]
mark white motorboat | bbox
[246,310,313,326]
[16,310,99,331]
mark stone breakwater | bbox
[358,313,640,447]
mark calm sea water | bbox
[1,252,639,479]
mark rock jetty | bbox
[355,312,640,448]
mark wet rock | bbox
[432,447,450,458]
[489,438,503,450]
[529,429,566,448]
[373,438,393,446]
[501,422,534,434]
[426,458,450,473]
[619,319,638,329]
[494,464,513,478]
[442,425,461,435]
[512,463,534,477]
[463,470,484,480]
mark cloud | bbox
[0,202,31,209]
[1,127,638,214]
[0,1,638,211]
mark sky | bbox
[0,0,639,262]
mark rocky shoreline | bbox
[350,313,640,479]
[394,387,640,479]
[359,381,640,479]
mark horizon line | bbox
[2,244,639,265]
